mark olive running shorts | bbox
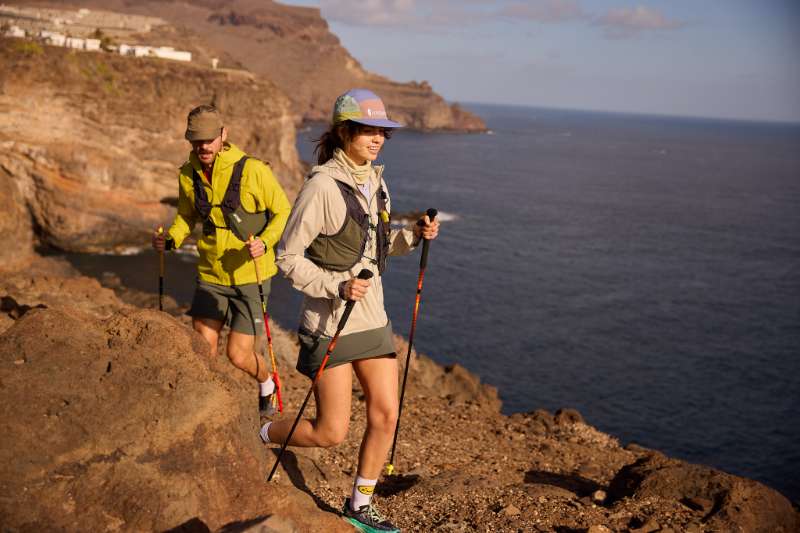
[296,321,396,378]
[188,279,271,335]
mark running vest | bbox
[191,156,270,242]
[306,179,391,274]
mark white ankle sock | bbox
[351,475,377,510]
[259,376,275,397]
[259,421,272,444]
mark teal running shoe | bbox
[341,498,400,533]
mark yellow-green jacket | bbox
[167,143,291,286]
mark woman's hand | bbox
[341,277,371,301]
[413,214,439,241]
[152,227,165,252]
[248,237,266,258]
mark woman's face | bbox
[345,126,386,165]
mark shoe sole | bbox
[342,516,399,533]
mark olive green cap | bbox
[185,106,223,141]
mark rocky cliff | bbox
[1,256,798,532]
[0,37,301,255]
[3,0,486,131]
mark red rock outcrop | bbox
[0,269,350,531]
[0,37,302,256]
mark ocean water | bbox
[67,104,800,502]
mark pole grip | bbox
[417,208,437,269]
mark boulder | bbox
[607,452,799,533]
[0,305,348,531]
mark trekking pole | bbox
[267,268,374,482]
[386,208,437,476]
[248,235,283,414]
[157,226,164,312]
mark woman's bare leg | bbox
[267,363,353,447]
[352,356,399,479]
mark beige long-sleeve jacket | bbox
[276,158,418,337]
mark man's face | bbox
[191,128,225,167]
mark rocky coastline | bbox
[1,253,798,532]
[1,4,798,530]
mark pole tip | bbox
[385,464,395,476]
[357,269,374,280]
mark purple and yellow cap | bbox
[332,88,404,128]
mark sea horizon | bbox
[456,100,800,128]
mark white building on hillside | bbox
[65,37,85,49]
[118,43,191,62]
[37,30,100,51]
[154,46,191,62]
[40,30,66,46]
[6,25,26,38]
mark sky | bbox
[279,0,800,123]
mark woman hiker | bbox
[260,89,439,533]
[152,104,291,414]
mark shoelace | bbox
[364,504,388,525]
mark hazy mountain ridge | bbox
[3,0,486,131]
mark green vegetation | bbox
[92,28,115,52]
[81,59,118,94]
[12,40,44,56]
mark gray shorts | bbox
[188,279,271,335]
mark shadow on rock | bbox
[1,295,46,319]
[162,517,211,533]
[376,473,421,497]
[218,515,271,532]
[524,469,603,497]
[270,448,339,514]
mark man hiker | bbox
[152,104,291,413]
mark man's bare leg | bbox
[227,330,270,382]
[192,317,224,356]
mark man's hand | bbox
[413,214,440,241]
[248,237,266,258]
[341,277,371,301]
[152,227,166,252]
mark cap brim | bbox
[349,117,404,128]
[185,128,222,141]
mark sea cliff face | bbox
[0,37,301,255]
[1,0,485,255]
